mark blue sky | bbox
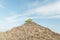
[0,0,60,34]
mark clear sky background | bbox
[0,0,60,34]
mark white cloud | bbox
[0,0,60,32]
[0,5,4,8]
[2,1,60,25]
[4,15,19,23]
[25,1,60,18]
[48,15,60,19]
[0,0,5,8]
